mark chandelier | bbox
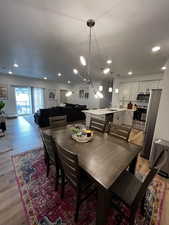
[86,19,105,99]
[66,19,113,98]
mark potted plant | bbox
[0,101,5,115]
[0,101,6,135]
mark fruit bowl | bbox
[72,132,93,143]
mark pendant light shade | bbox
[65,91,72,97]
[108,87,113,93]
[95,91,104,99]
[103,68,110,74]
[115,88,119,93]
[80,56,87,66]
[99,85,103,91]
[73,68,78,74]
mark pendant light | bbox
[65,91,73,97]
[115,88,119,93]
[80,56,87,66]
[86,19,104,99]
[99,85,103,91]
[108,87,113,93]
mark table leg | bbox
[96,186,112,225]
[129,156,137,174]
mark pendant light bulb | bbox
[80,56,87,66]
[95,91,104,99]
[99,85,103,92]
[103,68,110,74]
[65,91,72,97]
[108,87,113,93]
[115,88,119,93]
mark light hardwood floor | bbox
[0,116,168,225]
[0,117,42,225]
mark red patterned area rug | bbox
[12,149,167,225]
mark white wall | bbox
[154,61,169,141]
[67,83,101,109]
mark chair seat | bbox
[110,171,142,207]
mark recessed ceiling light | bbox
[43,77,47,80]
[152,46,160,52]
[83,78,87,81]
[8,71,13,74]
[80,56,87,66]
[161,66,166,71]
[13,63,19,68]
[103,68,110,74]
[58,73,62,77]
[67,80,71,84]
[106,60,112,64]
[73,68,78,74]
[128,71,133,75]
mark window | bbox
[33,88,45,112]
[15,87,32,115]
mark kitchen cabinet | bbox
[129,82,139,100]
[119,83,130,101]
[119,80,162,103]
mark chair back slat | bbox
[89,118,107,133]
[49,115,67,128]
[57,145,80,187]
[132,149,168,209]
[108,123,131,141]
[41,131,57,162]
[40,130,49,158]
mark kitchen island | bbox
[82,108,134,128]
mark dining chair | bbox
[89,117,107,133]
[57,144,97,222]
[49,115,67,129]
[110,148,168,225]
[41,131,61,191]
[40,130,49,166]
[108,122,132,141]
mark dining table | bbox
[50,125,141,225]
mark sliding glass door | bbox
[15,87,32,115]
[33,88,45,112]
[15,87,45,115]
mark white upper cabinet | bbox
[119,83,130,100]
[129,82,139,100]
[119,79,163,101]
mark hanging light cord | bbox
[87,25,97,95]
[88,26,92,79]
[93,30,106,65]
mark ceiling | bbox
[0,0,169,83]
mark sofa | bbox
[34,103,87,127]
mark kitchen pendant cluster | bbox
[66,19,113,99]
[65,19,116,99]
[94,91,104,99]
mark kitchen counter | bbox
[83,108,135,127]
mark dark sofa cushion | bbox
[34,104,87,127]
[65,103,75,108]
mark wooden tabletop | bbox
[50,126,141,190]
